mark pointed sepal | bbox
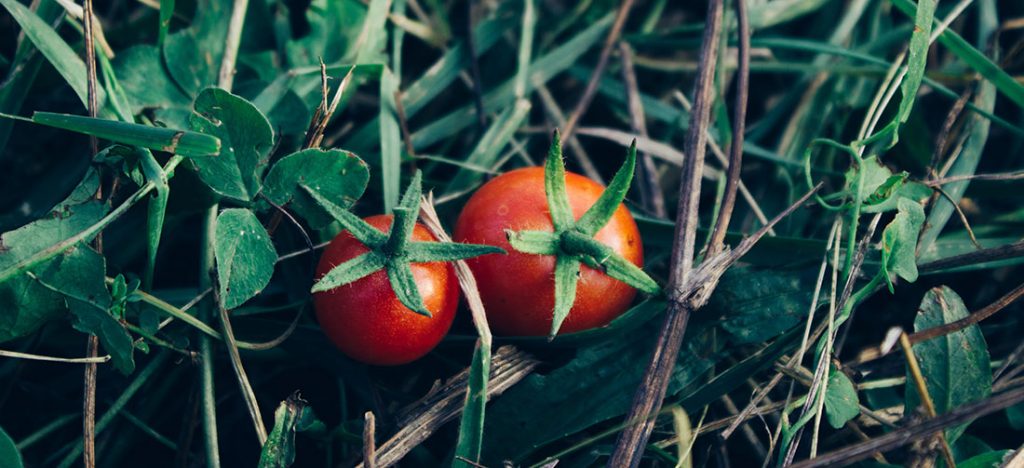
[311,251,387,293]
[386,259,432,317]
[550,255,581,337]
[301,185,387,247]
[544,131,574,232]
[404,242,505,263]
[576,140,636,236]
[505,230,560,255]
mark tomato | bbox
[314,215,459,365]
[454,167,643,336]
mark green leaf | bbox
[32,112,220,157]
[403,242,504,263]
[262,148,370,229]
[506,230,560,256]
[214,209,278,309]
[550,256,581,337]
[162,0,229,95]
[189,88,274,201]
[906,286,991,443]
[35,246,135,374]
[112,46,191,113]
[0,0,104,110]
[385,171,423,254]
[453,341,490,467]
[300,185,387,247]
[353,0,392,64]
[861,181,931,214]
[157,0,174,46]
[881,197,926,290]
[378,67,402,213]
[957,451,1011,468]
[824,368,860,429]
[544,132,574,232]
[576,141,636,236]
[891,0,1024,111]
[0,425,23,468]
[258,396,307,468]
[386,259,431,317]
[709,266,819,345]
[311,251,387,293]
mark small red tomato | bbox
[454,167,643,336]
[314,215,459,365]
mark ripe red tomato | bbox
[314,215,459,365]
[454,167,644,336]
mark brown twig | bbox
[931,185,982,249]
[608,2,722,461]
[706,0,750,257]
[561,0,639,140]
[908,282,1024,345]
[619,42,665,217]
[926,170,1024,185]
[82,0,101,465]
[395,90,415,156]
[363,411,377,468]
[899,333,956,468]
[919,239,1024,273]
[789,385,1024,468]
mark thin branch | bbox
[0,349,110,363]
[919,240,1024,273]
[608,0,723,465]
[561,0,639,140]
[82,1,100,465]
[707,0,750,257]
[789,385,1024,468]
[908,281,1024,345]
[619,42,665,217]
[926,170,1024,185]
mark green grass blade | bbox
[411,14,613,149]
[576,141,636,236]
[444,99,531,196]
[32,112,220,157]
[139,149,168,290]
[158,0,175,47]
[379,67,402,213]
[891,0,1024,111]
[452,340,491,467]
[545,131,574,232]
[386,259,431,317]
[513,0,535,99]
[0,0,104,110]
[550,256,581,337]
[311,251,387,293]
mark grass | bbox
[1,0,1024,467]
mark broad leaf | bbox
[258,396,314,468]
[0,425,22,468]
[190,88,274,201]
[214,209,277,309]
[162,0,229,95]
[262,148,370,229]
[112,45,191,113]
[824,368,860,429]
[708,266,818,345]
[905,286,991,443]
[35,246,135,374]
[881,197,925,290]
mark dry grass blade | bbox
[216,300,268,444]
[609,0,724,464]
[560,0,638,140]
[899,332,956,468]
[82,0,101,465]
[619,42,665,217]
[356,346,539,468]
[363,411,377,468]
[0,349,110,363]
[535,83,603,183]
[919,240,1024,273]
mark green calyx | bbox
[306,170,504,317]
[506,131,660,337]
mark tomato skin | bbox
[314,215,459,365]
[454,167,643,336]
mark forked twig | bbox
[608,1,724,463]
